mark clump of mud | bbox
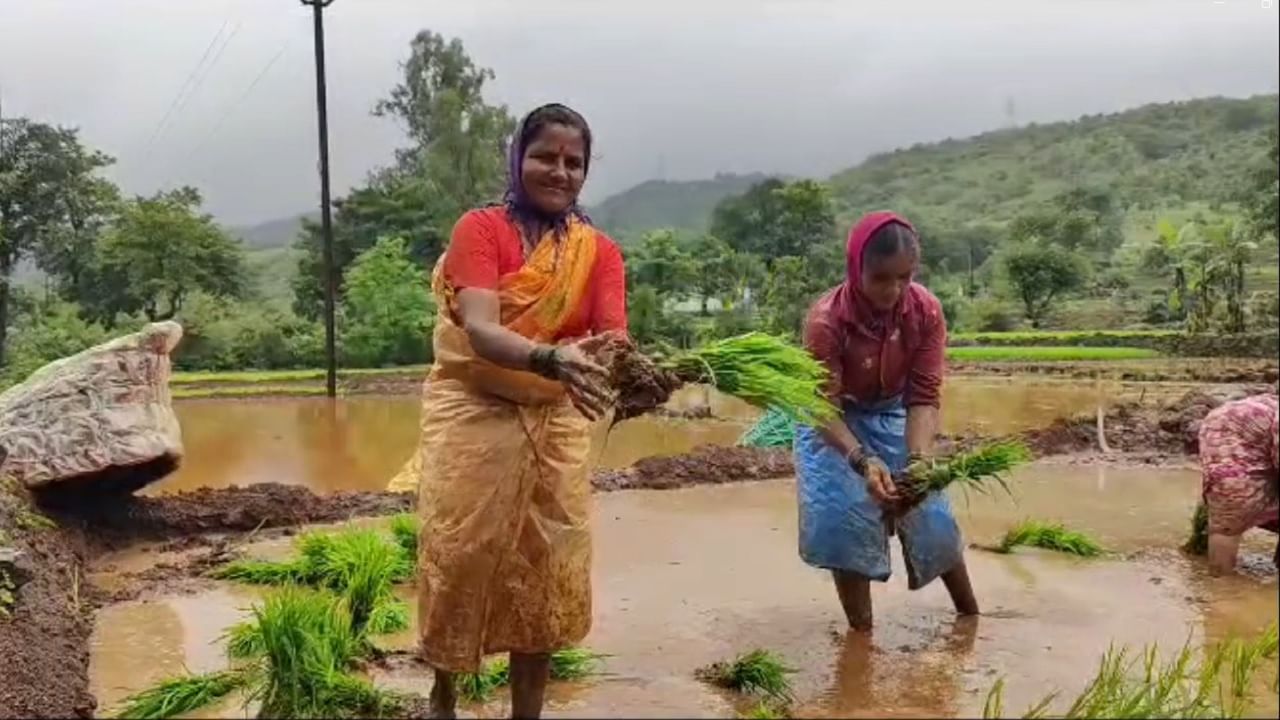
[593,337,683,421]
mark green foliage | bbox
[1001,242,1090,328]
[710,178,837,263]
[665,333,837,425]
[94,188,247,322]
[696,649,796,702]
[111,669,251,720]
[997,520,1105,557]
[628,229,697,299]
[0,299,111,387]
[294,30,513,320]
[340,237,433,368]
[983,625,1279,719]
[389,514,420,560]
[946,346,1160,362]
[740,700,791,719]
[172,292,325,372]
[0,117,114,365]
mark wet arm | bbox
[455,288,543,371]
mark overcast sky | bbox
[1,0,1276,226]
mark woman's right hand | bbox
[547,342,614,421]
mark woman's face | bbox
[521,123,587,216]
[859,248,918,312]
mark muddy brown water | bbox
[155,378,1202,496]
[91,465,1278,719]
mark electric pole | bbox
[301,0,338,398]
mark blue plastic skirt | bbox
[794,397,963,590]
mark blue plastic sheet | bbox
[794,398,963,590]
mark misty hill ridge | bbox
[231,93,1277,247]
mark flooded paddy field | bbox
[89,465,1277,718]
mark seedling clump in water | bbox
[982,624,1279,719]
[997,520,1105,557]
[453,648,607,703]
[697,649,797,703]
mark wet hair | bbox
[862,221,919,268]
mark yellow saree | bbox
[402,217,603,672]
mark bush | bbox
[0,300,113,387]
[962,298,1021,332]
[1248,290,1278,329]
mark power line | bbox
[138,20,230,159]
[154,21,243,155]
[163,39,294,185]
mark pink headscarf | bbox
[831,211,919,338]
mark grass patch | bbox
[997,520,1105,557]
[453,648,606,703]
[740,699,791,719]
[1184,502,1209,556]
[388,514,419,561]
[946,346,1162,362]
[172,385,333,400]
[983,624,1279,719]
[697,649,796,702]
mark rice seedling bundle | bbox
[1184,502,1209,556]
[983,624,1279,719]
[997,520,1105,557]
[895,441,1032,512]
[696,649,796,703]
[111,670,251,720]
[602,333,837,425]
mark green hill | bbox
[230,212,318,250]
[588,172,774,242]
[827,94,1277,228]
[588,95,1277,239]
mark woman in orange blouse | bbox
[412,103,627,719]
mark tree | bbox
[1244,125,1278,242]
[627,229,696,299]
[709,178,836,263]
[97,188,247,321]
[1140,219,1190,322]
[762,255,832,337]
[683,234,733,314]
[341,237,433,367]
[1202,220,1256,334]
[294,29,515,319]
[1001,242,1089,328]
[0,118,114,364]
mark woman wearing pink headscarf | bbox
[794,212,978,631]
[1197,393,1279,575]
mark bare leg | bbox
[429,668,457,720]
[1207,533,1242,576]
[509,652,551,720]
[941,559,980,616]
[832,570,873,631]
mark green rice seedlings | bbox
[1184,502,1209,556]
[210,558,305,585]
[738,407,797,448]
[982,624,1280,719]
[364,597,410,635]
[665,333,837,426]
[388,513,420,566]
[997,520,1106,557]
[111,670,251,719]
[901,441,1032,501]
[697,649,797,702]
[452,648,604,704]
[740,699,792,719]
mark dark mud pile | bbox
[0,485,96,718]
[1013,385,1275,460]
[593,446,793,491]
[43,483,413,546]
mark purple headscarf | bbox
[502,103,593,236]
